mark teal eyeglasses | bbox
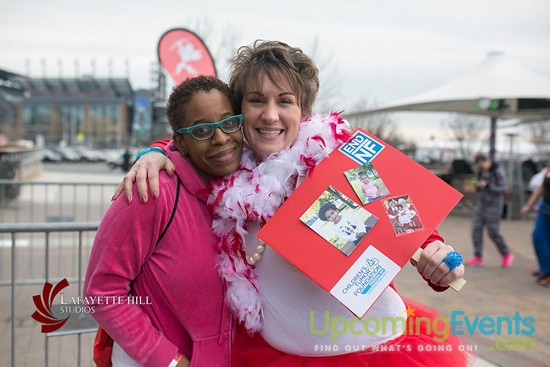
[176,114,243,141]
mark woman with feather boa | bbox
[116,40,473,367]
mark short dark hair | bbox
[358,171,368,176]
[166,75,236,132]
[318,202,338,221]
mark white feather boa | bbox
[208,111,351,332]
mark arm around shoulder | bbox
[112,141,176,203]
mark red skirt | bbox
[232,297,475,367]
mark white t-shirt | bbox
[111,342,141,366]
[529,168,548,191]
[397,208,416,225]
[245,223,406,356]
[333,211,367,242]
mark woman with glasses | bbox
[84,75,242,367]
[115,41,471,366]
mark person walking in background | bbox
[122,149,132,172]
[528,156,549,193]
[521,154,550,287]
[466,153,514,268]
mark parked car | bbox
[41,148,63,163]
[74,146,102,162]
[56,147,81,162]
[105,148,137,170]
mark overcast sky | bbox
[2,0,550,146]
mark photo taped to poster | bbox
[383,195,425,237]
[300,186,379,256]
[344,162,389,204]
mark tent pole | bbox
[489,114,498,161]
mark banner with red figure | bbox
[157,28,217,84]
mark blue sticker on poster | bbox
[338,131,385,165]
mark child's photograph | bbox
[300,186,379,256]
[382,194,425,237]
[344,163,389,204]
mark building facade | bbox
[0,67,175,149]
[17,75,133,148]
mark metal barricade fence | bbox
[0,179,117,224]
[1,222,99,367]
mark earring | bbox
[181,151,188,156]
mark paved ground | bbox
[1,166,549,366]
[395,213,549,367]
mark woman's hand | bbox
[520,204,531,217]
[410,240,465,288]
[112,151,175,203]
[475,179,488,189]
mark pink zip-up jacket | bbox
[84,142,232,367]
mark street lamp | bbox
[477,98,506,161]
[504,131,524,220]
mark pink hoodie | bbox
[84,143,232,367]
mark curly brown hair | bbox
[166,75,237,132]
[229,40,319,117]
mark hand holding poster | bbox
[257,128,463,317]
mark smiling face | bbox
[359,174,370,184]
[324,208,340,223]
[241,71,305,157]
[173,89,243,183]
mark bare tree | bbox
[524,120,550,156]
[169,22,343,113]
[308,36,343,113]
[342,99,404,147]
[441,113,486,159]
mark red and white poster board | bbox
[257,128,462,318]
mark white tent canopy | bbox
[353,51,550,159]
[358,51,550,121]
